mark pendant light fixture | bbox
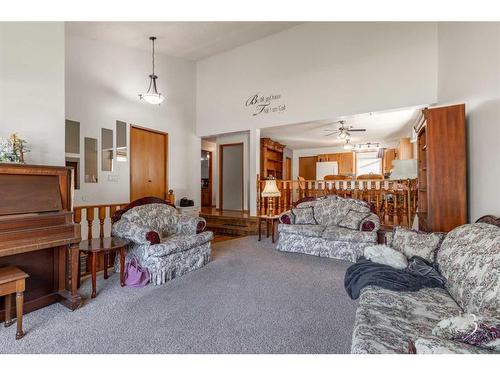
[139,36,165,105]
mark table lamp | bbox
[390,159,418,226]
[261,178,281,216]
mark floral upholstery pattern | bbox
[291,207,316,225]
[436,223,500,316]
[277,232,370,262]
[277,195,379,262]
[278,224,326,237]
[112,203,213,285]
[391,226,445,263]
[351,286,462,354]
[338,209,371,230]
[351,222,500,354]
[322,226,377,243]
[414,335,493,354]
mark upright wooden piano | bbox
[0,163,82,322]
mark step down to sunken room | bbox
[199,209,259,236]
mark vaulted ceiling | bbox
[66,22,301,60]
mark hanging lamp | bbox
[139,36,165,105]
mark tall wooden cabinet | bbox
[417,104,467,232]
[261,138,285,179]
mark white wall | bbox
[197,22,438,137]
[66,35,199,207]
[0,22,65,166]
[438,22,500,222]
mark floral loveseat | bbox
[112,198,213,285]
[351,217,500,354]
[276,195,380,262]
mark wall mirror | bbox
[65,120,80,154]
[116,121,127,162]
[84,137,98,183]
[101,128,114,172]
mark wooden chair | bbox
[357,173,384,180]
[1,266,28,339]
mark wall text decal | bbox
[245,93,286,116]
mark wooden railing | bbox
[257,177,417,228]
[74,203,129,240]
[74,203,128,276]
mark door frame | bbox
[201,149,213,207]
[129,125,169,201]
[219,142,244,211]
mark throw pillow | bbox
[311,198,338,226]
[145,231,161,245]
[391,226,445,263]
[337,209,371,230]
[291,207,317,225]
[363,244,408,270]
[432,314,500,351]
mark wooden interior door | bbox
[298,156,317,180]
[285,157,292,180]
[130,126,168,201]
[219,143,244,211]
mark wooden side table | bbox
[79,237,130,298]
[258,215,280,243]
[0,266,29,340]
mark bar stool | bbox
[0,266,29,339]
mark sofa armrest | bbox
[414,335,495,354]
[111,220,152,245]
[279,211,294,224]
[176,215,206,235]
[360,213,380,232]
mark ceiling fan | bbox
[323,120,366,139]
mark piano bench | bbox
[0,266,29,340]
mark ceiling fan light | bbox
[343,140,354,150]
[338,132,348,140]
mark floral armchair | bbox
[111,198,213,285]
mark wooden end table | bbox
[79,237,130,298]
[258,215,280,243]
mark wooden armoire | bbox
[417,104,467,232]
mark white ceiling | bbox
[260,106,424,150]
[65,22,301,61]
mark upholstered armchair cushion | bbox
[176,215,206,235]
[414,335,494,354]
[391,226,445,263]
[278,224,325,237]
[121,203,179,236]
[112,220,152,245]
[338,209,371,230]
[144,231,214,258]
[322,226,377,243]
[291,207,316,225]
[436,223,500,316]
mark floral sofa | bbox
[276,195,380,262]
[351,217,500,354]
[112,198,213,285]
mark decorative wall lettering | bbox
[245,93,286,116]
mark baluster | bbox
[384,193,389,225]
[74,207,82,226]
[98,206,106,238]
[86,207,95,240]
[277,180,283,214]
[393,193,399,227]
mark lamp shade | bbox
[390,159,417,180]
[261,179,281,197]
